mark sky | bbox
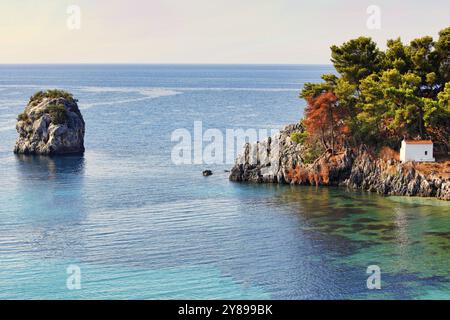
[0,0,449,64]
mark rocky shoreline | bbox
[229,124,450,201]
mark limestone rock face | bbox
[229,123,304,183]
[345,149,450,200]
[229,123,354,185]
[14,92,85,155]
[230,123,449,201]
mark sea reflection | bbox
[7,154,88,259]
[14,154,85,180]
[13,154,86,222]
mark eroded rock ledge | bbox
[229,124,450,201]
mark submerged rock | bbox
[14,90,85,155]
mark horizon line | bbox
[0,62,334,66]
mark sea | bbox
[0,64,448,299]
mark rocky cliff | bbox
[346,148,450,200]
[14,90,85,155]
[229,124,450,200]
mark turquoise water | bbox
[0,65,448,299]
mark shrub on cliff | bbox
[290,132,307,144]
[302,144,324,164]
[29,89,77,107]
[47,104,68,124]
[17,112,29,122]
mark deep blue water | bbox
[0,65,448,299]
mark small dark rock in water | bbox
[203,170,213,176]
[224,170,230,173]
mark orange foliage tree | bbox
[303,91,349,154]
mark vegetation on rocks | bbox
[17,112,29,122]
[290,131,307,145]
[29,89,77,107]
[229,125,450,200]
[47,104,68,125]
[230,26,450,200]
[14,89,85,155]
[299,26,450,160]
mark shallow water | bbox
[0,65,448,299]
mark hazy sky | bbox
[0,0,449,64]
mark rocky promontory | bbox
[14,90,85,155]
[229,124,450,201]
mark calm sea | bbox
[0,65,448,299]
